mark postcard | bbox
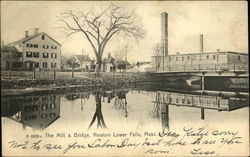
[1,1,249,156]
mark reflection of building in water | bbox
[114,90,129,117]
[153,91,248,122]
[102,91,115,103]
[1,95,61,130]
[154,91,248,111]
[65,92,90,101]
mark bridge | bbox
[148,63,248,75]
[147,63,249,91]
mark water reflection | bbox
[1,86,249,131]
[1,95,61,130]
[88,92,107,129]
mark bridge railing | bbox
[150,63,249,73]
[156,92,230,110]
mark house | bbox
[72,55,92,71]
[60,55,70,71]
[101,53,116,72]
[7,28,61,71]
[1,45,22,70]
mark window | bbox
[182,56,184,61]
[206,55,209,60]
[55,54,57,58]
[42,104,48,110]
[41,114,47,118]
[33,44,38,48]
[26,51,32,57]
[51,62,57,68]
[176,57,178,61]
[182,99,185,103]
[32,106,38,111]
[199,55,202,61]
[176,98,179,103]
[168,57,171,62]
[238,55,241,61]
[50,104,55,109]
[41,35,45,40]
[213,55,216,60]
[35,63,39,68]
[43,62,48,68]
[33,52,39,58]
[51,53,54,58]
[43,52,49,58]
[26,43,32,47]
[43,45,49,49]
[187,56,190,61]
[51,45,57,49]
[50,113,56,117]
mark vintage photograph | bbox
[1,1,249,156]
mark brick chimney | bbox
[161,12,168,56]
[25,31,29,38]
[200,34,204,53]
[35,28,39,35]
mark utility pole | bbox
[81,48,84,71]
[125,45,127,72]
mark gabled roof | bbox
[8,32,61,46]
[1,45,18,52]
[74,55,91,62]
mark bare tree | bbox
[58,3,145,76]
[152,43,162,70]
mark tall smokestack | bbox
[161,12,168,56]
[200,34,204,53]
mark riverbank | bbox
[1,74,153,96]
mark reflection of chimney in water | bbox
[161,103,169,129]
[161,12,168,56]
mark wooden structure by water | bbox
[153,91,248,111]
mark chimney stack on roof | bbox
[35,28,39,35]
[25,31,29,38]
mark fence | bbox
[1,70,145,80]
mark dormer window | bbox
[41,35,45,40]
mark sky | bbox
[1,1,248,63]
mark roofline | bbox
[152,51,248,57]
[23,116,61,130]
[8,32,61,46]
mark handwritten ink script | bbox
[6,127,244,156]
